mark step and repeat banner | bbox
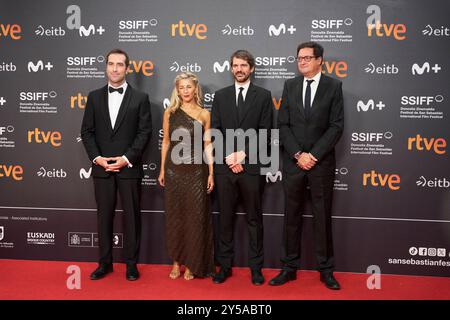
[1,0,449,277]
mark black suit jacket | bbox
[211,83,272,175]
[81,84,152,178]
[278,74,344,176]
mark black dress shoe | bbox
[90,264,113,280]
[126,264,140,281]
[212,268,232,284]
[251,269,265,286]
[268,270,297,286]
[320,272,341,290]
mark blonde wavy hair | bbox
[168,72,204,113]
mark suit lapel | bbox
[226,86,239,127]
[238,83,257,126]
[310,74,329,116]
[100,85,114,133]
[295,76,306,119]
[112,84,133,133]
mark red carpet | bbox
[0,259,449,300]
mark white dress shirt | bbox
[302,71,321,108]
[108,82,128,129]
[234,80,251,105]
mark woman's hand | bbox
[207,175,214,194]
[158,171,165,187]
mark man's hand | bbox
[95,157,112,170]
[297,153,317,171]
[105,156,128,172]
[225,151,246,174]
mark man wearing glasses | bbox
[269,42,344,290]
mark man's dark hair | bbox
[106,48,130,67]
[230,49,255,69]
[296,41,324,62]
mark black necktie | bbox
[237,87,245,120]
[304,79,314,119]
[109,86,124,94]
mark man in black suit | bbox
[81,49,152,281]
[211,50,272,285]
[269,42,344,290]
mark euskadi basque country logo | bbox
[0,62,16,72]
[221,24,254,36]
[422,24,450,37]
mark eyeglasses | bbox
[296,56,316,62]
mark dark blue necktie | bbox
[304,79,314,119]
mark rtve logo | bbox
[401,95,444,106]
[357,99,386,112]
[268,23,296,36]
[411,62,441,75]
[407,134,446,155]
[70,93,87,109]
[20,91,57,101]
[127,60,154,77]
[170,20,207,40]
[66,5,105,37]
[0,23,22,40]
[312,18,353,29]
[27,60,54,72]
[363,170,400,190]
[67,56,104,66]
[0,164,23,181]
[272,97,282,110]
[422,25,450,37]
[366,5,406,40]
[321,60,348,78]
[27,128,62,147]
